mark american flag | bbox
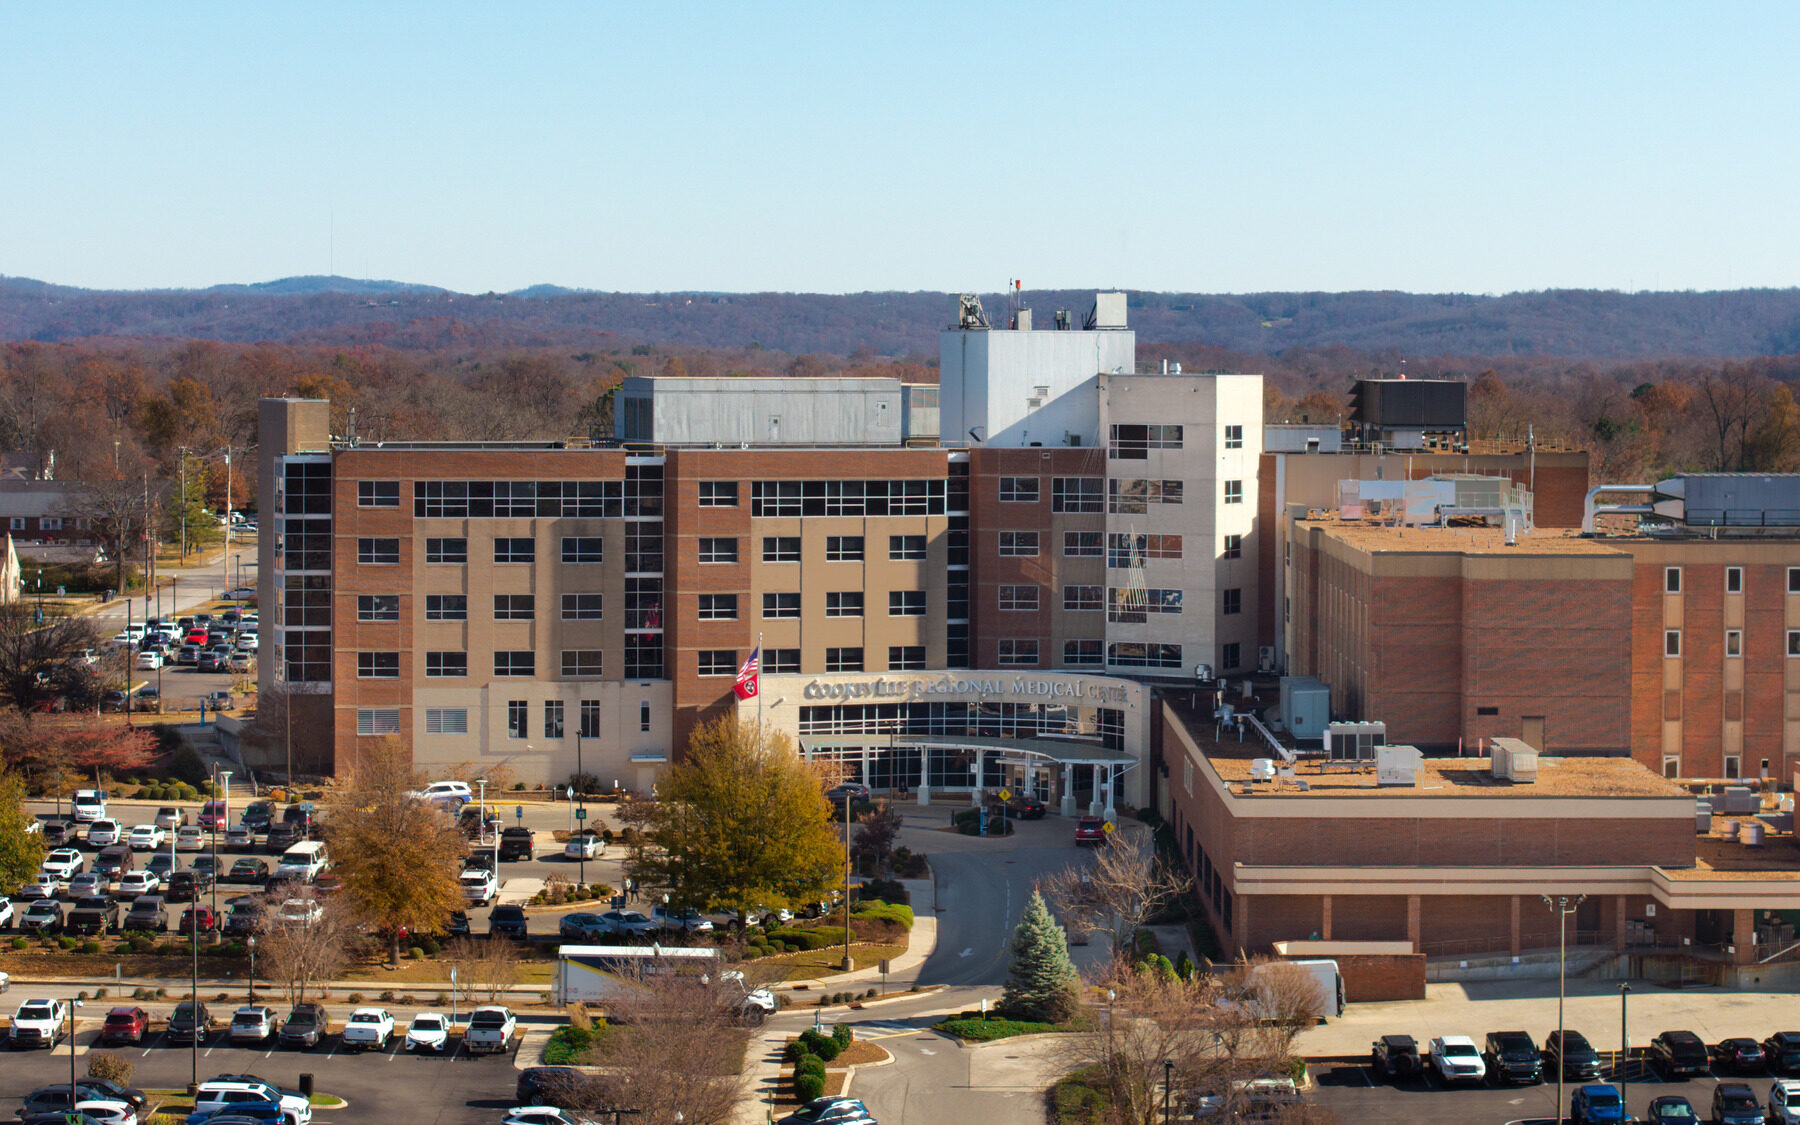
[733,646,760,701]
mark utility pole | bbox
[842,789,852,972]
[1542,894,1587,1125]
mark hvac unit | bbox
[1257,647,1276,674]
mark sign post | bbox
[879,958,890,996]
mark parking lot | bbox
[0,1018,532,1125]
[1309,1054,1798,1123]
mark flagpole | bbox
[756,630,764,745]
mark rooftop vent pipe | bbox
[1581,483,1659,534]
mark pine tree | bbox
[1002,890,1081,1023]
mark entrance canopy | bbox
[800,733,1134,766]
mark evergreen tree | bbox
[1002,890,1080,1023]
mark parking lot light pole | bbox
[247,936,256,1004]
[1619,982,1632,1114]
[1542,893,1587,1125]
[577,734,586,887]
[190,896,200,1091]
[1163,1058,1173,1125]
[67,996,83,1095]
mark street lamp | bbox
[576,733,586,887]
[247,936,257,1004]
[1542,894,1587,1125]
[1619,983,1633,1116]
[66,996,84,1096]
[1163,1058,1174,1125]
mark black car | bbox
[498,827,535,861]
[165,1000,210,1045]
[264,822,302,853]
[489,904,529,939]
[1649,1029,1710,1077]
[516,1067,589,1107]
[166,869,213,902]
[20,1082,147,1115]
[1712,1082,1762,1125]
[1370,1034,1420,1078]
[222,898,264,937]
[228,858,269,885]
[66,896,120,935]
[1483,1030,1543,1084]
[1544,1030,1604,1081]
[1645,1094,1698,1124]
[995,794,1047,819]
[464,852,496,872]
[240,802,275,832]
[1764,1031,1800,1074]
[1710,1037,1767,1074]
[445,911,471,937]
[278,1003,329,1049]
[93,847,132,879]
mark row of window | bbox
[357,593,606,622]
[695,640,1189,673]
[704,535,932,564]
[362,699,658,739]
[358,536,605,565]
[358,650,607,678]
[1663,628,1800,658]
[699,648,870,675]
[406,478,660,519]
[1666,565,1800,595]
[749,479,949,517]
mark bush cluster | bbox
[851,902,914,930]
[137,781,202,802]
[950,808,1013,836]
[764,926,852,952]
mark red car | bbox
[1074,816,1108,845]
[178,905,217,934]
[100,1005,149,1045]
[196,800,228,830]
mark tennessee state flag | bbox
[733,646,760,701]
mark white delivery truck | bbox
[1242,958,1345,1020]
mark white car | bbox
[0,901,14,929]
[1771,1078,1800,1125]
[276,898,324,926]
[460,868,499,905]
[41,849,84,880]
[650,905,714,935]
[341,1007,395,1051]
[118,870,159,897]
[126,824,165,851]
[599,910,659,938]
[134,652,164,670]
[408,780,473,806]
[192,1079,311,1125]
[236,633,259,651]
[175,825,206,852]
[563,831,604,860]
[72,790,108,822]
[403,1011,450,1053]
[17,873,57,900]
[9,997,68,1048]
[71,1100,138,1125]
[1428,1035,1486,1084]
[502,1110,597,1125]
[464,1005,516,1054]
[85,818,122,847]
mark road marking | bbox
[959,947,973,957]
[918,1047,935,1055]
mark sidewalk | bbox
[1295,976,1800,1057]
[773,876,937,1000]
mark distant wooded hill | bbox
[6,275,1800,359]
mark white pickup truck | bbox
[10,997,68,1048]
[340,1008,394,1051]
[463,1005,516,1055]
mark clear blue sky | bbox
[3,2,1797,295]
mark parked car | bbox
[9,998,69,1047]
[190,1078,309,1125]
[276,899,323,926]
[489,904,529,940]
[404,1011,450,1053]
[460,868,499,906]
[67,896,120,935]
[1766,1033,1800,1075]
[228,1005,279,1045]
[650,905,714,935]
[86,819,123,847]
[41,821,73,846]
[1483,1030,1543,1085]
[164,1000,210,1045]
[125,824,164,852]
[279,1002,330,1049]
[558,913,608,941]
[71,790,108,823]
[19,900,63,934]
[1769,1079,1800,1125]
[1645,1094,1699,1124]
[123,896,166,932]
[1650,1029,1711,1077]
[197,801,228,830]
[1428,1035,1486,1084]
[240,801,275,831]
[515,1068,589,1108]
[407,780,473,806]
[154,807,186,831]
[99,1006,150,1045]
[824,782,872,805]
[167,869,212,902]
[95,847,134,880]
[1074,816,1107,845]
[178,905,218,934]
[19,872,59,900]
[464,1006,516,1055]
[1712,1082,1763,1125]
[223,898,264,937]
[341,1007,395,1051]
[1712,1037,1768,1074]
[176,826,206,852]
[42,849,84,880]
[1570,1083,1626,1124]
[146,852,177,881]
[498,827,536,861]
[988,793,1047,819]
[1545,1029,1605,1081]
[563,831,604,860]
[445,911,471,938]
[224,825,253,851]
[228,858,269,885]
[501,1111,590,1125]
[599,910,659,939]
[69,872,106,899]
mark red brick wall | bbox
[1315,953,1425,1003]
[1233,814,1692,867]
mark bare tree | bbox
[255,889,351,1004]
[1059,956,1328,1125]
[1695,365,1764,471]
[564,966,750,1125]
[0,605,98,713]
[444,936,521,1004]
[1039,829,1192,954]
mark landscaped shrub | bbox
[796,1051,828,1078]
[793,1071,825,1103]
[542,1025,596,1066]
[80,941,102,954]
[766,926,852,952]
[852,902,914,930]
[9,937,27,950]
[797,1028,842,1062]
[832,1023,852,1050]
[856,878,910,906]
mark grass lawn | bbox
[336,958,554,985]
[1049,1065,1111,1124]
[761,941,907,981]
[937,1009,1092,1041]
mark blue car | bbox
[186,1102,286,1125]
[1571,1084,1625,1125]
